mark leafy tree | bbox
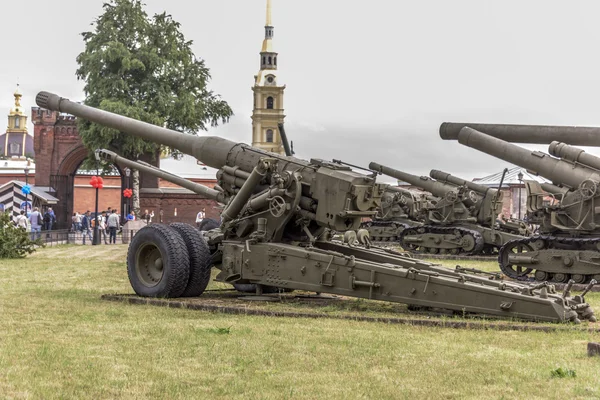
[76,0,233,214]
[0,212,44,258]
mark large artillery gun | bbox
[457,126,600,284]
[35,91,597,323]
[368,163,528,255]
[360,186,427,243]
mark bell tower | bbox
[251,0,286,154]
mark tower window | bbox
[262,56,266,65]
[266,129,274,143]
[266,97,274,109]
[14,118,20,128]
[274,57,277,66]
[268,56,272,65]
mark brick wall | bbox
[140,191,220,225]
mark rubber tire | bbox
[170,223,212,297]
[127,224,190,298]
[198,218,220,231]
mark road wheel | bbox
[170,223,212,297]
[127,224,190,298]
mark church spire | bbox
[260,0,276,67]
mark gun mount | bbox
[368,162,528,255]
[458,126,600,284]
[440,122,600,146]
[360,186,427,243]
[35,91,596,323]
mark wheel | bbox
[461,234,477,253]
[198,218,220,231]
[127,224,190,298]
[170,223,212,297]
[571,274,588,284]
[553,273,569,283]
[534,270,550,282]
[498,241,534,279]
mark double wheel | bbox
[127,223,212,298]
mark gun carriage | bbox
[34,91,597,323]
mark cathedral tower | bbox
[2,85,33,157]
[251,0,286,154]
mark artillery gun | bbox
[457,126,600,284]
[34,91,597,323]
[368,163,528,255]
[360,186,427,243]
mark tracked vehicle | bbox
[35,91,597,323]
[360,186,426,243]
[369,163,528,255]
[458,126,600,284]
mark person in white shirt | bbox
[15,210,28,230]
[97,211,108,244]
[196,208,206,228]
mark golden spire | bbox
[9,84,24,116]
[266,0,272,26]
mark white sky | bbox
[2,0,600,180]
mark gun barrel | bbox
[548,141,600,171]
[457,127,600,188]
[36,91,293,172]
[96,149,225,203]
[278,123,293,157]
[369,162,456,197]
[429,169,494,195]
[440,122,600,146]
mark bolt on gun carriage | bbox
[35,91,596,323]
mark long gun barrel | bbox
[457,127,600,188]
[369,162,456,198]
[36,91,309,173]
[278,123,293,157]
[440,122,600,146]
[548,141,600,171]
[96,149,226,203]
[429,169,494,195]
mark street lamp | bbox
[517,171,524,220]
[24,166,30,214]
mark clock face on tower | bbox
[266,75,275,85]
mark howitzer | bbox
[369,162,527,255]
[458,126,600,284]
[360,186,427,243]
[440,122,600,147]
[35,91,596,323]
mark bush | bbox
[0,212,44,258]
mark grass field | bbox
[1,246,600,399]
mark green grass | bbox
[1,246,600,399]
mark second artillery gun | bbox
[34,91,597,323]
[360,186,427,243]
[457,125,600,284]
[369,163,529,255]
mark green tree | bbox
[76,0,233,215]
[0,212,43,258]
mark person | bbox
[71,213,77,232]
[142,209,154,224]
[81,211,93,244]
[15,210,28,230]
[196,208,206,228]
[107,209,120,244]
[97,211,108,244]
[75,212,82,231]
[29,207,42,240]
[126,211,135,221]
[43,207,55,231]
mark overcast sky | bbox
[2,0,600,181]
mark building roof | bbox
[0,180,59,204]
[473,166,549,187]
[159,154,219,180]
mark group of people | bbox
[72,208,123,244]
[14,207,56,240]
